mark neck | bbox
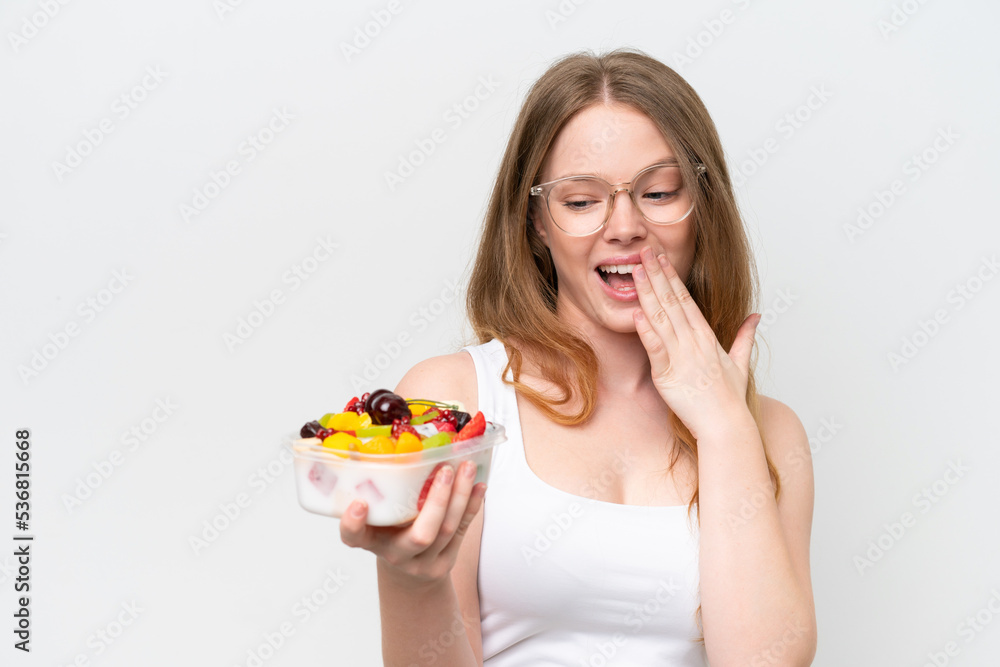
[556,302,654,397]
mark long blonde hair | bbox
[465,48,780,639]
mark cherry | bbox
[367,390,411,425]
[300,421,323,438]
[452,410,472,432]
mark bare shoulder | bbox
[757,395,811,471]
[393,350,479,415]
[756,394,814,507]
[756,394,815,612]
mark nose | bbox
[601,188,646,244]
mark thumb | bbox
[728,313,761,374]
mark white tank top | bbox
[462,339,710,667]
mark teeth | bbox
[597,263,636,274]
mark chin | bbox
[601,310,640,334]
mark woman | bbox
[341,48,817,666]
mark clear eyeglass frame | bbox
[529,161,707,237]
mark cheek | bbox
[547,238,591,280]
[659,225,697,281]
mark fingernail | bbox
[657,253,667,266]
[634,265,645,280]
[463,461,476,479]
[438,465,454,485]
[352,501,367,517]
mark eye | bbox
[642,189,679,203]
[561,198,600,211]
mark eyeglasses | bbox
[529,162,706,236]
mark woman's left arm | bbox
[630,247,816,667]
[696,396,817,667]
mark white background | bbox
[3,0,1000,665]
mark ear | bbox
[528,201,549,246]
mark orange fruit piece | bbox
[358,435,395,455]
[408,402,429,417]
[322,431,360,459]
[327,412,363,432]
[395,431,423,454]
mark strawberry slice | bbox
[416,462,447,511]
[454,411,485,441]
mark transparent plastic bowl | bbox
[285,423,506,526]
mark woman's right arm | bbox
[339,352,485,667]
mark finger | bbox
[339,500,374,550]
[655,252,712,335]
[437,481,487,562]
[405,464,455,553]
[633,307,671,372]
[639,246,693,333]
[427,460,479,557]
[727,313,761,376]
[633,259,678,350]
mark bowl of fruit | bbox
[286,389,506,526]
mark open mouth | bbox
[597,264,637,291]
